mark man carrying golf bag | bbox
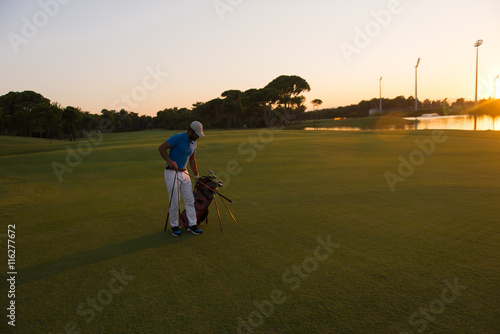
[158,121,205,236]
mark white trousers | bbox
[164,169,197,227]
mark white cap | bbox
[190,121,205,137]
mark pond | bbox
[305,115,499,131]
[404,115,499,131]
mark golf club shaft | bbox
[213,195,223,231]
[164,170,178,231]
[219,195,238,225]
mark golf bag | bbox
[180,175,219,228]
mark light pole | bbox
[474,39,483,104]
[379,77,382,113]
[415,58,421,111]
[494,74,499,100]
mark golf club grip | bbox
[183,170,232,202]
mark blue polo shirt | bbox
[167,132,197,169]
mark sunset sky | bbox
[1,0,499,116]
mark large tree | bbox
[221,90,243,128]
[265,75,310,125]
[242,88,281,127]
[62,106,82,141]
[0,91,49,136]
[192,98,223,128]
[34,102,62,143]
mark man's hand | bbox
[194,174,200,181]
[168,161,178,171]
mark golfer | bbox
[158,121,205,236]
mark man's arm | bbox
[189,153,199,178]
[158,140,178,170]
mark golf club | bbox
[182,171,233,203]
[163,170,178,231]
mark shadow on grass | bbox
[13,231,183,286]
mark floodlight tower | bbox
[415,58,421,111]
[474,39,483,104]
[379,77,383,113]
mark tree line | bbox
[1,74,496,142]
[157,75,311,130]
[303,96,492,121]
[0,75,312,141]
[0,90,156,142]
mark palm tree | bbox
[311,99,323,123]
[311,99,323,110]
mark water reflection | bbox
[305,115,499,131]
[405,115,499,131]
[304,127,362,131]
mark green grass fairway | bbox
[288,116,414,130]
[1,129,499,334]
